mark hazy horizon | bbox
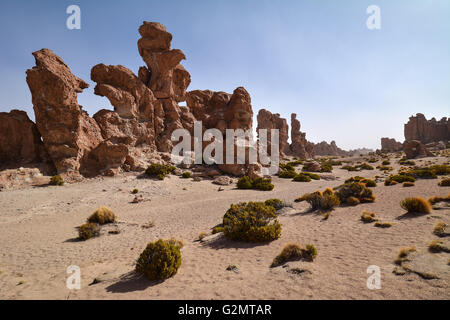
[0,0,449,150]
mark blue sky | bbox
[0,0,449,150]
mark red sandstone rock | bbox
[381,137,403,152]
[0,110,50,167]
[403,140,433,159]
[257,109,289,156]
[290,114,314,159]
[26,49,103,177]
[404,113,449,144]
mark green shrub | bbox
[135,239,182,280]
[363,179,377,187]
[429,164,450,175]
[342,165,359,172]
[132,189,139,194]
[302,172,320,180]
[237,176,253,189]
[438,178,450,187]
[145,163,176,180]
[345,176,365,183]
[358,163,374,170]
[346,196,360,206]
[264,199,284,211]
[399,159,415,166]
[223,202,281,242]
[78,223,100,241]
[385,175,415,186]
[237,176,274,191]
[335,182,376,204]
[382,160,391,166]
[368,158,378,163]
[401,168,437,179]
[293,173,312,182]
[279,169,297,179]
[320,163,333,173]
[212,226,224,234]
[50,175,64,186]
[361,211,377,223]
[87,207,116,225]
[300,190,340,211]
[400,197,432,214]
[181,171,192,179]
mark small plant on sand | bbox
[428,240,449,253]
[363,179,377,187]
[439,178,450,187]
[335,182,376,204]
[320,162,333,173]
[135,239,182,280]
[132,188,139,194]
[385,174,416,186]
[358,163,374,170]
[429,164,450,176]
[433,222,448,237]
[297,189,340,211]
[264,198,284,211]
[78,222,100,241]
[342,165,359,172]
[145,163,176,180]
[236,176,274,191]
[50,175,64,186]
[293,173,312,182]
[198,232,208,241]
[302,172,320,180]
[361,211,378,223]
[374,221,392,228]
[271,243,317,267]
[395,247,416,265]
[87,206,117,225]
[382,160,391,166]
[428,194,450,205]
[400,197,431,214]
[346,196,360,206]
[181,171,192,179]
[403,182,415,187]
[222,202,281,242]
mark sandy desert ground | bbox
[0,155,449,300]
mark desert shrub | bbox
[335,182,376,204]
[212,226,224,234]
[50,175,64,186]
[342,165,359,172]
[400,197,431,214]
[271,243,317,267]
[399,159,415,166]
[300,190,340,211]
[403,182,415,187]
[78,223,100,241]
[279,163,295,172]
[368,158,378,163]
[132,189,139,194]
[87,206,116,225]
[264,199,284,211]
[439,178,450,187]
[395,247,416,265]
[382,160,391,166]
[361,211,377,223]
[279,169,297,179]
[302,172,320,180]
[320,162,333,173]
[181,171,192,179]
[135,239,182,280]
[428,240,449,253]
[345,176,365,184]
[287,160,303,167]
[237,176,274,191]
[433,222,448,237]
[252,177,275,191]
[293,173,312,182]
[385,174,415,186]
[374,221,392,228]
[237,176,253,189]
[145,163,176,180]
[428,194,450,204]
[401,168,437,179]
[359,163,374,170]
[363,179,377,187]
[429,164,450,175]
[223,202,281,242]
[346,196,360,206]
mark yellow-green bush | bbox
[135,239,182,280]
[145,163,176,180]
[439,178,450,187]
[223,202,281,242]
[87,206,116,225]
[385,174,415,186]
[293,173,312,182]
[335,182,376,204]
[271,243,318,267]
[78,222,100,241]
[264,199,284,211]
[433,222,447,237]
[181,171,192,179]
[346,196,360,206]
[400,197,431,214]
[50,175,64,186]
[361,211,377,223]
[237,176,253,189]
[300,189,340,211]
[237,176,274,191]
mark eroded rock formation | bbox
[290,114,314,159]
[313,141,349,157]
[381,137,403,152]
[403,140,433,159]
[0,110,49,167]
[404,113,449,144]
[256,109,289,156]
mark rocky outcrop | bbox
[404,113,449,144]
[313,141,349,157]
[26,49,103,177]
[381,137,403,152]
[256,109,289,156]
[290,114,314,159]
[403,140,433,159]
[0,110,50,167]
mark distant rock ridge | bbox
[313,140,349,157]
[381,137,403,152]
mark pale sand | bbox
[0,156,449,300]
